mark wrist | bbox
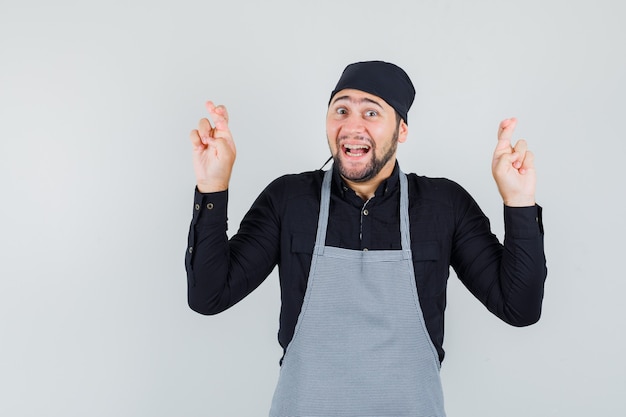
[503,197,535,207]
[197,181,229,193]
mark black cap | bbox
[329,61,416,124]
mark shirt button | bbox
[195,204,200,210]
[363,209,369,216]
[188,246,193,254]
[207,203,214,210]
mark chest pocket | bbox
[412,241,446,297]
[290,232,316,255]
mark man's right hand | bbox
[190,101,236,193]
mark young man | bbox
[186,61,547,416]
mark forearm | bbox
[496,205,547,326]
[185,187,280,315]
[185,189,234,314]
[453,200,547,326]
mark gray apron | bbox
[269,168,446,417]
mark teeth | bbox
[342,143,370,157]
[344,144,369,150]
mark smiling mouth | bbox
[342,144,371,157]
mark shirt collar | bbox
[330,161,400,202]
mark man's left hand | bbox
[492,118,536,207]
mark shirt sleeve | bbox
[185,185,281,315]
[451,194,547,326]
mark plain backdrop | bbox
[1,0,625,416]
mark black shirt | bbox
[185,163,547,363]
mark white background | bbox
[1,0,624,416]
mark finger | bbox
[215,105,229,129]
[519,150,535,174]
[206,101,227,124]
[497,117,517,141]
[189,129,205,148]
[206,101,230,131]
[495,117,517,152]
[198,118,215,142]
[511,139,528,169]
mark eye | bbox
[365,110,378,117]
[336,107,348,115]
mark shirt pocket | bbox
[412,241,446,297]
[290,232,316,255]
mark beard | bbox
[331,126,399,183]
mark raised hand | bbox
[491,118,536,207]
[189,101,237,193]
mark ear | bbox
[397,120,408,143]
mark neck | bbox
[341,161,396,201]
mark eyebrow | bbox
[331,95,383,109]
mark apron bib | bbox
[270,168,446,417]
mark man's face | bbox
[326,89,407,184]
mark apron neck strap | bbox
[315,166,412,256]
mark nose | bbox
[342,112,365,135]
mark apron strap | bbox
[398,169,412,260]
[316,166,412,258]
[313,169,334,256]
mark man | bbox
[185,61,547,416]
